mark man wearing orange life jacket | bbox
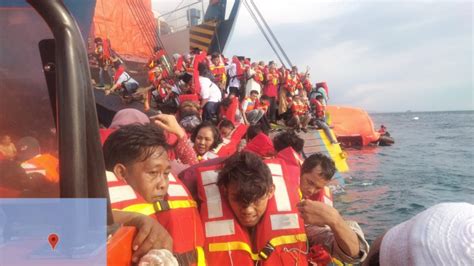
[241,90,268,126]
[279,66,303,116]
[287,94,309,132]
[103,122,206,266]
[195,152,308,266]
[284,66,303,96]
[208,53,227,91]
[298,153,369,265]
[311,94,339,144]
[94,37,113,87]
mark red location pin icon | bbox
[48,233,59,250]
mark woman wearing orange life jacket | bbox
[103,121,205,266]
[311,94,339,144]
[191,121,223,161]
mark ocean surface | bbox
[335,111,474,243]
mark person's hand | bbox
[126,214,173,263]
[151,114,185,139]
[105,89,111,96]
[296,199,339,227]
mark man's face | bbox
[300,165,330,199]
[212,57,220,65]
[123,147,171,202]
[250,93,259,101]
[225,182,275,227]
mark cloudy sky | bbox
[154,0,472,112]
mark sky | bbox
[154,0,473,112]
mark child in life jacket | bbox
[297,153,369,265]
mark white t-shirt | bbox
[199,76,222,103]
[226,63,241,88]
[116,71,139,86]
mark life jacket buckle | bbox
[154,200,170,212]
[258,243,275,260]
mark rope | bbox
[249,0,293,67]
[242,0,287,69]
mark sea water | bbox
[335,111,474,242]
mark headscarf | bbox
[109,108,150,129]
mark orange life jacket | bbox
[242,97,257,113]
[209,57,226,84]
[21,154,59,183]
[174,56,185,72]
[107,172,206,266]
[179,94,200,105]
[254,68,264,84]
[310,186,334,207]
[313,99,325,119]
[219,97,239,125]
[216,124,248,157]
[276,147,303,186]
[196,159,308,266]
[266,69,279,86]
[258,101,270,113]
[291,101,308,116]
[285,74,301,94]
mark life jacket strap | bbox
[260,233,308,260]
[208,233,307,261]
[174,246,206,266]
[115,199,197,216]
[155,199,197,212]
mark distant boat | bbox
[413,117,419,120]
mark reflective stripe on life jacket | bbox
[196,159,308,266]
[107,171,206,266]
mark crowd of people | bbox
[99,109,368,265]
[96,41,338,144]
[1,42,471,266]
